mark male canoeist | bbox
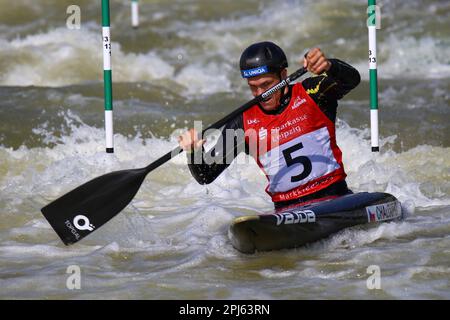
[178,41,361,209]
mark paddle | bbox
[41,67,307,245]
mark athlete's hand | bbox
[178,128,206,152]
[302,48,332,75]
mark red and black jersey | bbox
[242,82,346,203]
[187,58,360,206]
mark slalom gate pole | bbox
[368,0,379,152]
[131,0,139,28]
[102,0,114,153]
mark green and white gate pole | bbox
[368,0,379,152]
[102,0,114,153]
[131,0,139,29]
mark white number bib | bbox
[259,127,340,193]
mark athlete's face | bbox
[247,69,287,111]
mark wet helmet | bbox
[239,41,288,78]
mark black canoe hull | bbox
[228,192,403,254]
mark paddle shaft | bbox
[144,67,307,174]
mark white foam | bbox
[258,269,298,279]
[323,221,418,251]
[355,35,450,80]
[297,267,355,280]
[336,120,450,208]
[0,243,100,259]
[0,1,317,95]
[174,63,233,95]
[0,0,448,98]
[0,113,449,251]
[0,26,174,87]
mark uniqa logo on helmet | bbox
[241,65,269,78]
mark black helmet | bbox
[240,41,288,78]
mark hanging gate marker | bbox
[102,0,114,153]
[367,0,380,152]
[131,0,139,29]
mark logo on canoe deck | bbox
[274,209,316,225]
[366,201,402,223]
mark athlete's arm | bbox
[301,58,360,122]
[179,114,246,185]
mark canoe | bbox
[228,192,403,253]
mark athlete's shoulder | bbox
[225,112,244,130]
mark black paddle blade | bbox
[41,167,149,245]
